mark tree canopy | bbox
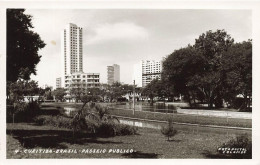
[7,9,46,82]
[221,40,252,109]
[162,29,252,110]
[7,80,40,103]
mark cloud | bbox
[86,22,149,45]
[25,9,251,87]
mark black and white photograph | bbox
[0,0,260,164]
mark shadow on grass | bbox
[122,151,159,158]
[7,129,123,149]
[166,139,182,142]
[202,150,252,159]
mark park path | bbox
[178,109,251,119]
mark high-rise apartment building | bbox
[61,23,83,87]
[142,60,162,87]
[107,64,120,85]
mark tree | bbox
[69,81,87,102]
[7,80,40,124]
[193,29,234,108]
[162,46,204,106]
[141,79,162,104]
[42,86,53,100]
[7,80,27,104]
[221,40,252,110]
[7,9,46,82]
[72,91,102,137]
[53,88,66,101]
[106,82,131,102]
[8,80,40,103]
[162,30,235,108]
[161,117,178,141]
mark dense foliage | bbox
[161,30,252,110]
[7,9,46,82]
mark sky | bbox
[25,9,252,88]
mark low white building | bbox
[64,71,100,89]
[63,72,100,102]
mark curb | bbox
[112,115,252,131]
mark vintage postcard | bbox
[0,1,260,165]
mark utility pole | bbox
[133,80,135,116]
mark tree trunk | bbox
[150,97,154,106]
[187,95,192,107]
[12,113,14,125]
[192,93,196,106]
[208,97,214,108]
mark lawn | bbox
[107,108,252,128]
[6,122,248,159]
[46,102,252,128]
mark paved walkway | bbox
[178,109,252,119]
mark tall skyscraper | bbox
[107,64,120,85]
[141,60,162,87]
[61,23,83,87]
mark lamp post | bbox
[133,80,135,116]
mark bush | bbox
[7,101,41,123]
[94,104,108,120]
[114,124,138,136]
[33,115,47,125]
[33,103,138,137]
[97,121,117,136]
[97,121,138,137]
[218,134,252,158]
[85,118,100,133]
[161,117,178,141]
[34,115,73,129]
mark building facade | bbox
[107,64,120,85]
[56,77,61,89]
[61,23,83,87]
[141,60,162,87]
[86,73,100,88]
[64,72,100,89]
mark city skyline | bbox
[26,9,252,87]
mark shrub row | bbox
[34,115,73,129]
[97,121,138,137]
[33,115,138,137]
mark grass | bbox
[7,122,249,159]
[107,109,252,128]
[6,103,252,159]
[43,102,252,128]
